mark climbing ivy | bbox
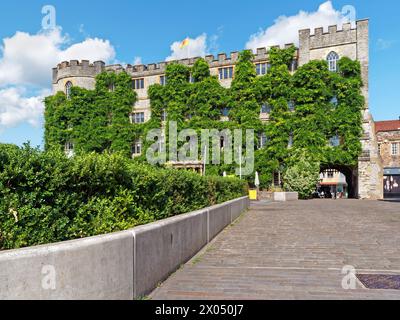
[45,46,364,190]
[45,71,138,157]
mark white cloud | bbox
[0,87,50,129]
[0,27,116,130]
[0,27,116,88]
[166,34,207,61]
[376,38,395,51]
[245,1,349,50]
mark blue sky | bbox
[0,0,399,148]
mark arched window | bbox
[327,51,339,72]
[65,81,73,99]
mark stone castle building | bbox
[52,19,384,200]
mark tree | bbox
[283,150,320,199]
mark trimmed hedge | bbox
[0,144,247,250]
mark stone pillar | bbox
[356,20,383,200]
[298,28,311,66]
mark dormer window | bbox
[65,81,73,99]
[327,51,339,72]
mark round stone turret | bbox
[52,60,105,94]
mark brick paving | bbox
[150,200,400,299]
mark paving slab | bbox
[150,200,400,300]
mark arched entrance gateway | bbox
[319,166,358,199]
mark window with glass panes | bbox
[132,78,145,89]
[131,112,145,124]
[256,63,267,75]
[160,75,167,86]
[131,141,142,155]
[392,143,399,155]
[219,67,233,80]
[261,104,271,114]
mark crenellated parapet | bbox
[52,60,106,84]
[52,44,300,85]
[299,22,357,50]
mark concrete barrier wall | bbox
[208,203,231,241]
[0,196,249,300]
[133,209,208,297]
[273,192,299,202]
[0,231,134,300]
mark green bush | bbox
[0,144,247,250]
[283,151,320,199]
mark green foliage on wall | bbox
[45,71,138,157]
[0,144,247,250]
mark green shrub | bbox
[283,151,320,199]
[0,144,246,250]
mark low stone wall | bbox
[0,196,249,300]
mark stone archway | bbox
[320,165,358,199]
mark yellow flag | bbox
[179,38,189,49]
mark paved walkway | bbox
[150,200,400,299]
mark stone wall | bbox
[377,130,400,168]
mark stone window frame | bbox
[131,140,142,156]
[327,51,340,72]
[259,132,268,149]
[65,81,73,99]
[130,112,145,124]
[218,67,234,80]
[159,75,167,86]
[132,78,145,90]
[391,142,399,156]
[255,62,268,76]
[261,103,271,114]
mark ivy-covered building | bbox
[48,19,383,200]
